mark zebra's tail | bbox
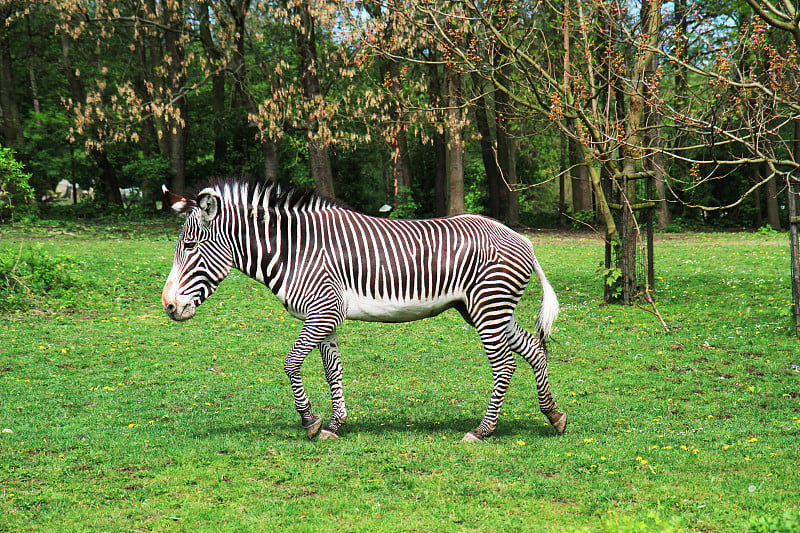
[532,256,559,339]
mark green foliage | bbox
[572,209,595,229]
[660,222,684,234]
[0,244,83,311]
[747,510,800,533]
[121,157,174,188]
[0,147,36,222]
[389,186,420,219]
[601,266,624,300]
[599,237,624,301]
[23,109,94,195]
[463,156,487,215]
[756,225,782,236]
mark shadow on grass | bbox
[189,412,561,442]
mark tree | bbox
[58,29,123,204]
[284,0,335,196]
[738,0,800,333]
[381,0,663,302]
[0,8,24,150]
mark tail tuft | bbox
[533,257,559,339]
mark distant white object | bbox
[55,179,73,198]
[120,187,141,202]
[379,204,392,213]
[2,428,13,434]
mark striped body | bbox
[162,180,566,441]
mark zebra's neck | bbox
[215,180,340,298]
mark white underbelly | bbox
[344,290,461,322]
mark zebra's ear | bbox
[197,188,221,223]
[163,185,193,214]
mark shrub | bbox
[0,147,36,222]
[0,245,84,311]
[571,209,595,229]
[389,186,420,219]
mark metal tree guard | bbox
[789,175,800,336]
[603,171,656,305]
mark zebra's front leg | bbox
[284,317,339,440]
[284,343,321,439]
[318,332,347,440]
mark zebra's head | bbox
[162,185,234,321]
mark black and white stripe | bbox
[162,179,566,441]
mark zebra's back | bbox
[282,209,535,322]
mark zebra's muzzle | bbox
[163,301,196,321]
[162,280,196,321]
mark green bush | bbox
[0,147,36,222]
[660,222,684,233]
[0,245,84,311]
[571,209,595,229]
[389,186,420,219]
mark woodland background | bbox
[1,0,799,231]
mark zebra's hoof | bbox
[303,414,323,440]
[318,428,340,440]
[548,411,568,435]
[462,431,483,443]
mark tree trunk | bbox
[434,130,448,217]
[132,34,159,159]
[753,185,763,228]
[292,0,334,196]
[0,29,23,147]
[162,0,187,192]
[427,59,448,216]
[211,73,228,169]
[445,67,465,215]
[646,54,671,229]
[560,133,568,227]
[141,0,170,163]
[765,169,781,230]
[495,87,518,225]
[652,149,671,229]
[492,5,518,225]
[263,139,279,182]
[607,0,662,304]
[199,1,227,170]
[569,137,593,213]
[94,149,123,205]
[473,77,505,220]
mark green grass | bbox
[1,222,798,532]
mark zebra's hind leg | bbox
[463,313,517,442]
[506,319,567,435]
[317,332,347,440]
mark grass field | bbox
[1,220,798,532]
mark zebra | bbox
[161,179,567,442]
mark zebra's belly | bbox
[343,290,461,323]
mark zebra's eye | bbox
[184,240,198,250]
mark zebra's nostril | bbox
[166,303,176,313]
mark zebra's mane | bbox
[189,178,344,214]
